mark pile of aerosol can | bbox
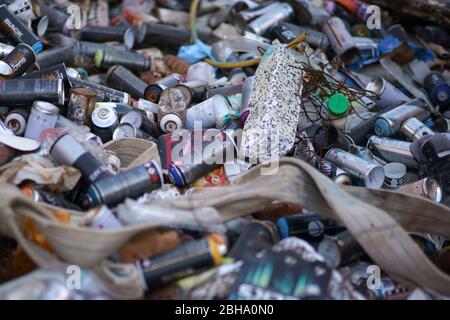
[0,0,449,302]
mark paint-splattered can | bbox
[67,87,97,126]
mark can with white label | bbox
[24,101,59,140]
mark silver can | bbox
[324,148,385,188]
[398,178,442,203]
[366,77,410,111]
[112,123,153,141]
[247,3,294,35]
[383,162,407,189]
[24,101,59,140]
[374,98,430,137]
[321,17,358,63]
[185,95,230,129]
[400,117,434,141]
[367,135,418,169]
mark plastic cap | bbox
[374,118,392,137]
[327,93,349,116]
[159,113,182,133]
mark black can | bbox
[0,43,36,78]
[91,105,119,143]
[49,133,111,184]
[0,4,42,52]
[0,78,65,106]
[174,81,207,104]
[105,65,147,99]
[277,213,345,242]
[79,160,162,208]
[94,48,151,72]
[270,23,297,44]
[74,40,127,58]
[69,76,130,104]
[229,221,280,261]
[80,24,135,49]
[36,46,75,70]
[137,235,225,289]
[21,63,72,90]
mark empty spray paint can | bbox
[169,134,236,187]
[229,221,279,260]
[80,24,135,49]
[324,148,385,188]
[423,71,450,107]
[23,101,59,140]
[367,135,418,169]
[400,117,434,141]
[398,177,442,203]
[112,123,155,142]
[49,133,111,184]
[95,48,151,72]
[174,80,208,104]
[205,83,243,99]
[0,4,42,52]
[74,40,127,58]
[0,43,36,78]
[383,162,407,189]
[247,2,294,35]
[239,76,254,126]
[78,160,162,208]
[374,98,430,137]
[21,63,71,90]
[157,88,187,133]
[366,77,410,110]
[185,95,231,130]
[0,78,64,106]
[277,213,344,242]
[137,235,225,290]
[91,105,119,143]
[5,108,28,136]
[69,76,130,104]
[67,87,97,126]
[36,46,74,70]
[120,109,161,138]
[231,2,280,32]
[315,157,352,185]
[270,23,297,43]
[321,17,358,64]
[318,231,365,268]
[144,73,183,103]
[283,22,329,48]
[105,65,147,99]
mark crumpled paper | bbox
[0,155,81,192]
